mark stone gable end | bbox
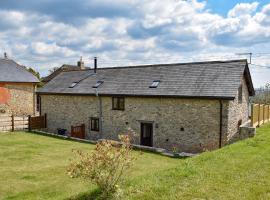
[0,83,36,116]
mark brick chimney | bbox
[77,56,85,70]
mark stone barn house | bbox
[0,57,39,116]
[38,59,254,153]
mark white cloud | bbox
[0,1,270,87]
[141,0,206,28]
[208,2,270,47]
[228,2,259,17]
[31,42,76,57]
[254,4,270,26]
[0,10,26,28]
[262,3,270,14]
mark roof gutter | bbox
[36,92,235,100]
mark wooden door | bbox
[140,123,153,147]
[71,124,85,139]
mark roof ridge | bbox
[1,58,27,70]
[61,64,91,68]
[0,58,15,62]
[0,58,24,67]
[60,59,248,74]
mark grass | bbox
[1,124,270,199]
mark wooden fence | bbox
[251,104,270,127]
[0,115,29,132]
[0,114,47,132]
[28,114,47,131]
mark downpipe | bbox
[219,100,223,148]
[95,89,103,138]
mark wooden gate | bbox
[28,114,47,131]
[71,124,85,139]
[0,115,29,132]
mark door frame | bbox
[140,122,153,147]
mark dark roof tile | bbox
[38,59,254,99]
[0,59,39,83]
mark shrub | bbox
[67,133,136,199]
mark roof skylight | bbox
[149,80,160,88]
[69,82,78,88]
[92,81,104,88]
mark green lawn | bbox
[1,125,270,200]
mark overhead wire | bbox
[89,52,270,70]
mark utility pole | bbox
[236,52,252,64]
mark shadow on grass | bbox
[67,188,103,200]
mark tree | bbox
[27,67,44,88]
[28,67,41,80]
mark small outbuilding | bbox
[0,56,39,116]
[38,59,255,153]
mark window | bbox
[238,85,243,103]
[112,97,125,110]
[92,81,104,88]
[149,80,160,88]
[69,82,78,88]
[90,117,99,131]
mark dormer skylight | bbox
[69,82,78,88]
[92,81,104,88]
[149,80,160,88]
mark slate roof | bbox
[38,59,255,100]
[0,58,39,83]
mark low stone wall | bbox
[239,120,256,139]
[32,130,196,158]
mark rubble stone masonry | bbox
[40,76,250,153]
[0,83,36,116]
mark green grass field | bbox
[1,124,270,200]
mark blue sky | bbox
[206,0,270,15]
[0,0,270,88]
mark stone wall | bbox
[227,77,250,143]
[0,83,36,116]
[239,120,256,139]
[41,95,231,153]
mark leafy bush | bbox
[67,133,136,199]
